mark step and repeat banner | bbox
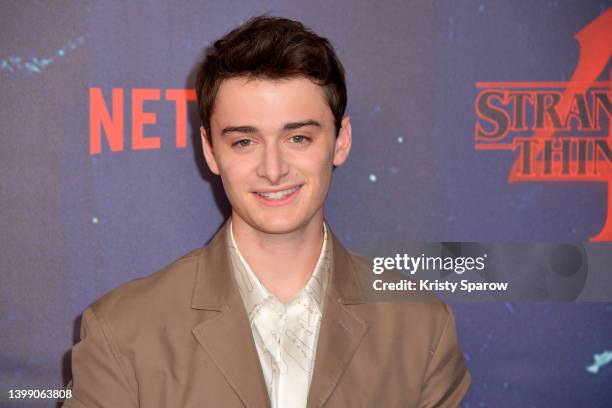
[2,1,612,406]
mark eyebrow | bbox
[220,120,322,136]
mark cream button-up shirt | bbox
[227,220,330,408]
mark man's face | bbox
[201,76,351,235]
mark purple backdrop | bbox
[2,1,612,406]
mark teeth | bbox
[257,185,301,200]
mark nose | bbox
[256,143,289,184]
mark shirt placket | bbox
[277,295,317,408]
[253,297,288,407]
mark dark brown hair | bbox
[195,15,347,143]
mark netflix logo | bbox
[89,88,197,155]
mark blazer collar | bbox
[191,218,365,311]
[191,218,234,311]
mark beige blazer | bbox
[64,220,471,407]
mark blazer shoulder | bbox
[89,247,203,328]
[347,249,372,269]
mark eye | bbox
[232,139,253,148]
[290,135,311,144]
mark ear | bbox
[333,115,352,167]
[200,126,220,175]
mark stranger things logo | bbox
[474,8,612,241]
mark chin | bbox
[252,216,305,234]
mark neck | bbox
[230,213,325,303]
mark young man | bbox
[64,16,470,407]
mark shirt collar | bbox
[227,218,330,321]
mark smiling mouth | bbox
[254,185,303,200]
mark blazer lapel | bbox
[190,220,271,408]
[307,228,369,408]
